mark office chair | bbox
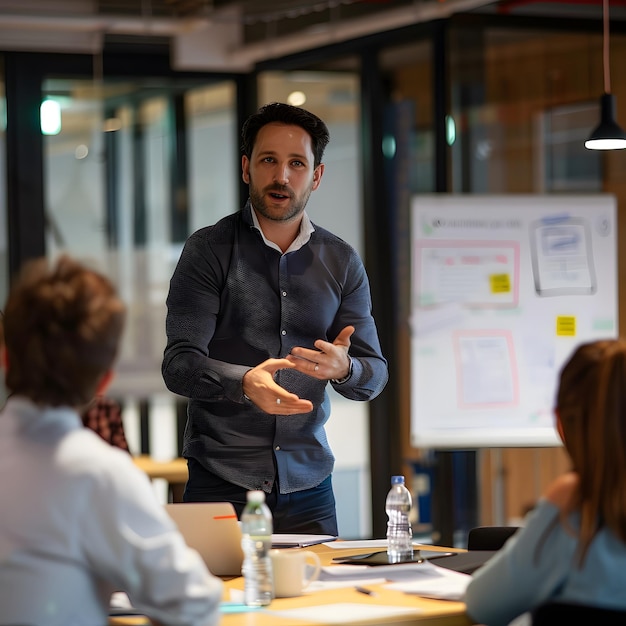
[467,526,519,551]
[532,601,626,625]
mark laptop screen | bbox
[165,502,244,577]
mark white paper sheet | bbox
[266,602,422,624]
[306,577,386,592]
[324,539,433,549]
[319,560,449,582]
[385,563,471,601]
[272,533,337,547]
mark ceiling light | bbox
[585,93,626,150]
[585,0,626,150]
[40,99,61,135]
[287,91,306,107]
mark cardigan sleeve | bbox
[464,499,577,626]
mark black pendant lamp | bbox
[585,0,626,150]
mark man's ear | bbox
[242,155,250,184]
[95,370,114,397]
[311,163,324,190]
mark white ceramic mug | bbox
[269,549,321,597]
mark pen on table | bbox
[355,586,376,596]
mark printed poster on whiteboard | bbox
[410,194,617,448]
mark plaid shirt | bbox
[81,396,129,452]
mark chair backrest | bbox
[467,526,519,551]
[532,601,626,625]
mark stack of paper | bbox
[317,559,471,600]
[271,533,337,548]
[384,562,471,600]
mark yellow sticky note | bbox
[490,274,511,294]
[556,316,576,336]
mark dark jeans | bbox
[184,458,338,535]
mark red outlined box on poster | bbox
[453,329,519,410]
[414,240,520,308]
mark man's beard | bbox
[249,180,312,222]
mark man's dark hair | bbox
[241,102,330,167]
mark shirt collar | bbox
[249,204,315,254]
[2,395,81,437]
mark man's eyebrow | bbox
[257,149,309,162]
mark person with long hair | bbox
[465,339,626,625]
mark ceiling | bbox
[0,0,623,71]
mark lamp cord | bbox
[603,0,610,94]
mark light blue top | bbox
[0,396,222,626]
[464,498,626,626]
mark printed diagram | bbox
[454,331,518,408]
[530,218,596,296]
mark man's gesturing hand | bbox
[242,358,314,414]
[286,325,355,380]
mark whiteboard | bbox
[410,194,617,448]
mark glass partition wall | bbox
[449,26,608,195]
[42,77,237,463]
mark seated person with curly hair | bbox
[0,255,222,626]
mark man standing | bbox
[162,102,388,535]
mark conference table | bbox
[110,542,475,626]
[132,455,188,503]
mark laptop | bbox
[165,502,244,576]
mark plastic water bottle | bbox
[386,475,413,563]
[241,490,274,606]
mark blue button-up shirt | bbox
[162,201,388,494]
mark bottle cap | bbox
[391,475,405,485]
[246,489,266,502]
